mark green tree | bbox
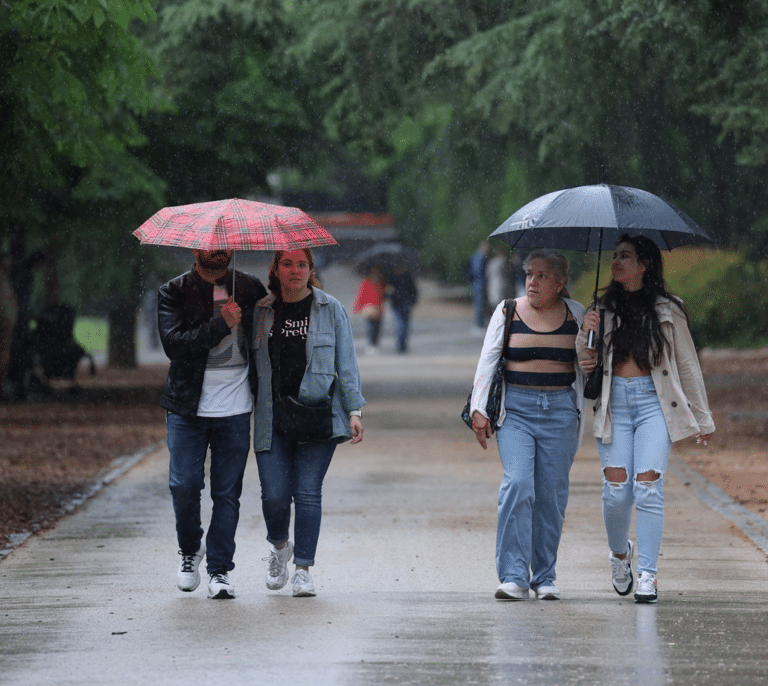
[1,0,163,367]
[135,0,327,205]
[286,0,768,273]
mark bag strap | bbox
[596,308,605,365]
[500,299,516,361]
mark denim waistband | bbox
[611,375,655,391]
[504,383,574,399]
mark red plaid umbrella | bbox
[132,198,338,250]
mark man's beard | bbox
[197,251,231,270]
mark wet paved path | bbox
[2,265,768,685]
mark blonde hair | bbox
[523,249,571,298]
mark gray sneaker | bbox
[176,543,205,592]
[207,572,235,599]
[609,540,634,596]
[495,582,530,600]
[265,541,294,590]
[533,583,560,600]
[291,569,316,597]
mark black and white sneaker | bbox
[634,572,658,604]
[609,540,634,596]
[177,543,205,592]
[207,572,235,599]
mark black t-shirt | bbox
[269,293,313,398]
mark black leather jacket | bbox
[158,267,267,417]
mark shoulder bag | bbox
[461,299,516,432]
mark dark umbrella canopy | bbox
[489,184,714,251]
[354,242,420,276]
[488,183,716,305]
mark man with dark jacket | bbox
[158,249,266,599]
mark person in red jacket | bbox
[352,266,386,354]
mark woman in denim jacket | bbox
[252,249,365,597]
[577,234,714,604]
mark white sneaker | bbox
[634,572,658,604]
[609,540,634,596]
[291,569,316,597]
[207,572,235,599]
[265,541,294,590]
[494,582,529,600]
[176,543,205,592]
[534,583,560,600]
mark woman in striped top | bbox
[470,249,586,600]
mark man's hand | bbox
[221,296,242,328]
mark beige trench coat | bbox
[576,296,715,444]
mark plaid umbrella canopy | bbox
[133,198,338,297]
[133,198,338,251]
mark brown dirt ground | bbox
[1,349,767,551]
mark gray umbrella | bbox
[488,183,716,303]
[354,242,420,276]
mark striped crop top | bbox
[504,309,579,387]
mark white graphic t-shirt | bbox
[197,285,253,417]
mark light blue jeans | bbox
[597,376,672,576]
[495,385,579,589]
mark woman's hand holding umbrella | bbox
[579,310,600,374]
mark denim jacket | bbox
[470,297,587,445]
[251,287,365,452]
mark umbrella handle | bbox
[232,250,236,301]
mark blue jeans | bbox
[256,430,336,566]
[471,279,486,328]
[495,385,579,589]
[392,306,411,352]
[597,376,672,576]
[167,411,251,574]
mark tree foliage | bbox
[284,0,768,272]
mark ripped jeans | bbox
[597,376,672,576]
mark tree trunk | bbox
[107,305,137,368]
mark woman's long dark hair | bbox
[267,248,321,299]
[600,234,686,370]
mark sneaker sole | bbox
[208,590,235,600]
[293,590,316,597]
[494,590,529,600]
[535,591,560,600]
[634,593,657,604]
[177,580,201,592]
